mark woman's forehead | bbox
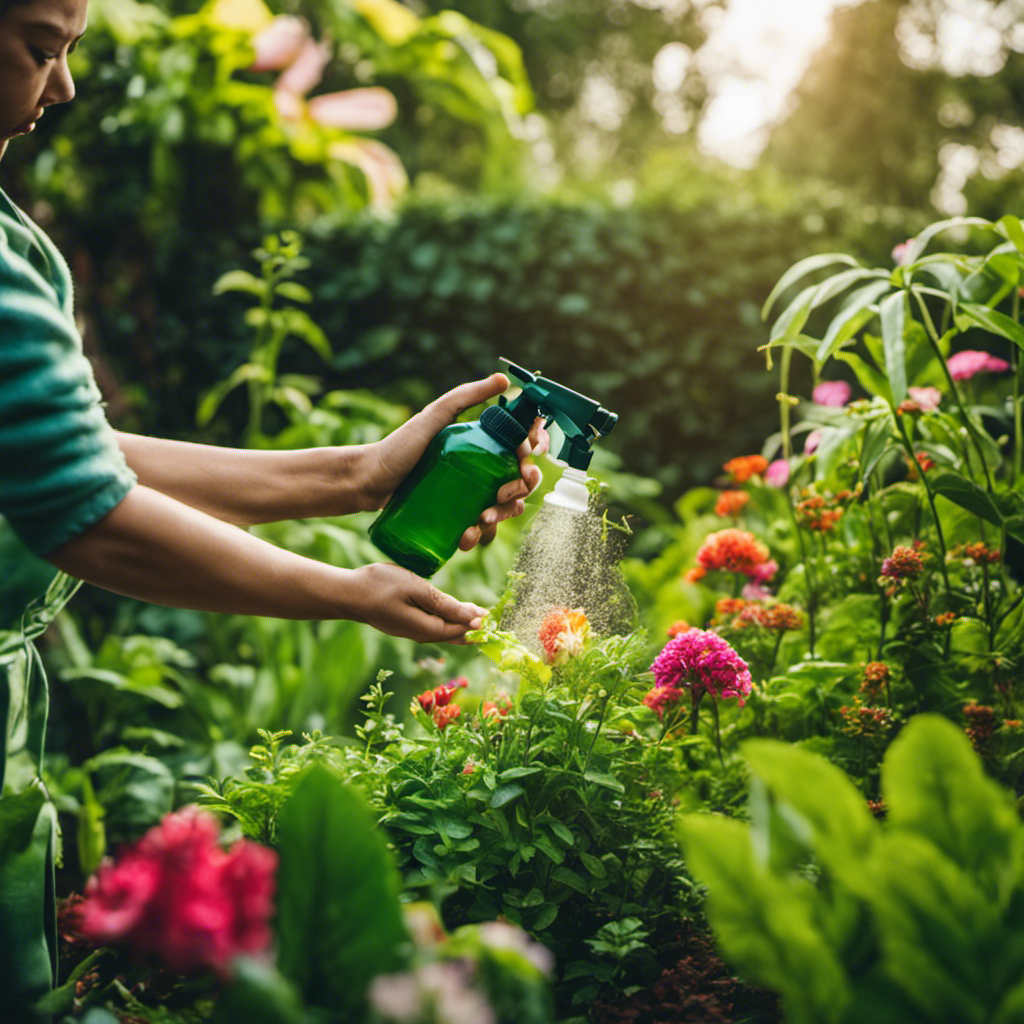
[6,0,88,37]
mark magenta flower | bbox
[764,459,791,488]
[947,350,1011,381]
[812,380,851,407]
[77,808,277,976]
[649,629,753,707]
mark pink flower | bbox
[947,350,1011,381]
[892,239,914,265]
[764,459,791,488]
[804,429,823,455]
[649,629,753,707]
[746,558,778,585]
[741,582,773,601]
[249,15,308,71]
[77,808,277,976]
[906,386,942,412]
[812,380,851,407]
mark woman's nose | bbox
[43,58,76,107]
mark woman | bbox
[0,0,543,1012]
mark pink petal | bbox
[907,386,942,412]
[273,86,305,121]
[249,15,308,72]
[812,380,851,407]
[329,139,408,208]
[308,88,398,131]
[276,37,330,97]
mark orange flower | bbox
[714,490,750,518]
[538,607,590,664]
[695,529,771,576]
[481,694,513,719]
[723,455,769,484]
[432,704,462,730]
[667,620,692,637]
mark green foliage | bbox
[274,763,407,1018]
[679,715,1024,1024]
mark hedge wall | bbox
[85,195,919,497]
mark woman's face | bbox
[0,0,87,162]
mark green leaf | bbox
[678,813,849,1024]
[879,291,908,406]
[903,217,994,264]
[490,783,526,808]
[550,865,589,893]
[583,770,625,793]
[956,304,1024,354]
[210,956,312,1024]
[743,740,876,869]
[498,766,543,781]
[881,715,1024,904]
[814,280,892,364]
[834,350,889,399]
[213,268,265,297]
[860,832,994,1023]
[997,214,1024,255]
[275,764,406,1016]
[762,253,860,320]
[580,852,607,878]
[929,471,1003,527]
[768,284,817,344]
[0,786,47,861]
[532,903,559,930]
[548,821,574,846]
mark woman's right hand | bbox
[346,562,487,643]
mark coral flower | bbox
[76,808,276,976]
[432,704,462,730]
[667,620,692,637]
[812,380,851,407]
[880,544,924,580]
[715,490,750,518]
[538,607,590,664]
[947,350,1011,381]
[723,454,769,483]
[481,694,512,719]
[694,529,772,578]
[649,628,753,706]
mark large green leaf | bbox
[955,304,1024,354]
[814,280,892,364]
[881,715,1024,904]
[275,764,407,1016]
[863,832,995,1024]
[928,471,1003,528]
[761,253,860,320]
[678,813,849,1024]
[743,740,876,870]
[903,217,994,264]
[879,291,908,406]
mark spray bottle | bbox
[368,359,618,577]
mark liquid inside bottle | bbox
[369,421,522,576]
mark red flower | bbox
[432,704,462,730]
[76,808,276,976]
[417,677,468,713]
[481,694,512,719]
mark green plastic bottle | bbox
[368,405,528,577]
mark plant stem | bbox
[910,286,994,491]
[893,413,952,597]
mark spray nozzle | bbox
[498,358,618,471]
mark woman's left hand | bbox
[363,373,549,549]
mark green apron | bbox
[0,547,80,1020]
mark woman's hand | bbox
[363,373,549,549]
[346,563,488,643]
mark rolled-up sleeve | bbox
[0,201,135,557]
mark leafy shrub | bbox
[679,715,1024,1024]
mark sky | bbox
[694,0,857,165]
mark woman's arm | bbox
[48,485,487,642]
[116,373,546,539]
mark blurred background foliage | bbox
[5,0,1024,751]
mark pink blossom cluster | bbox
[947,349,1011,381]
[76,808,276,975]
[643,629,753,720]
[812,380,852,407]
